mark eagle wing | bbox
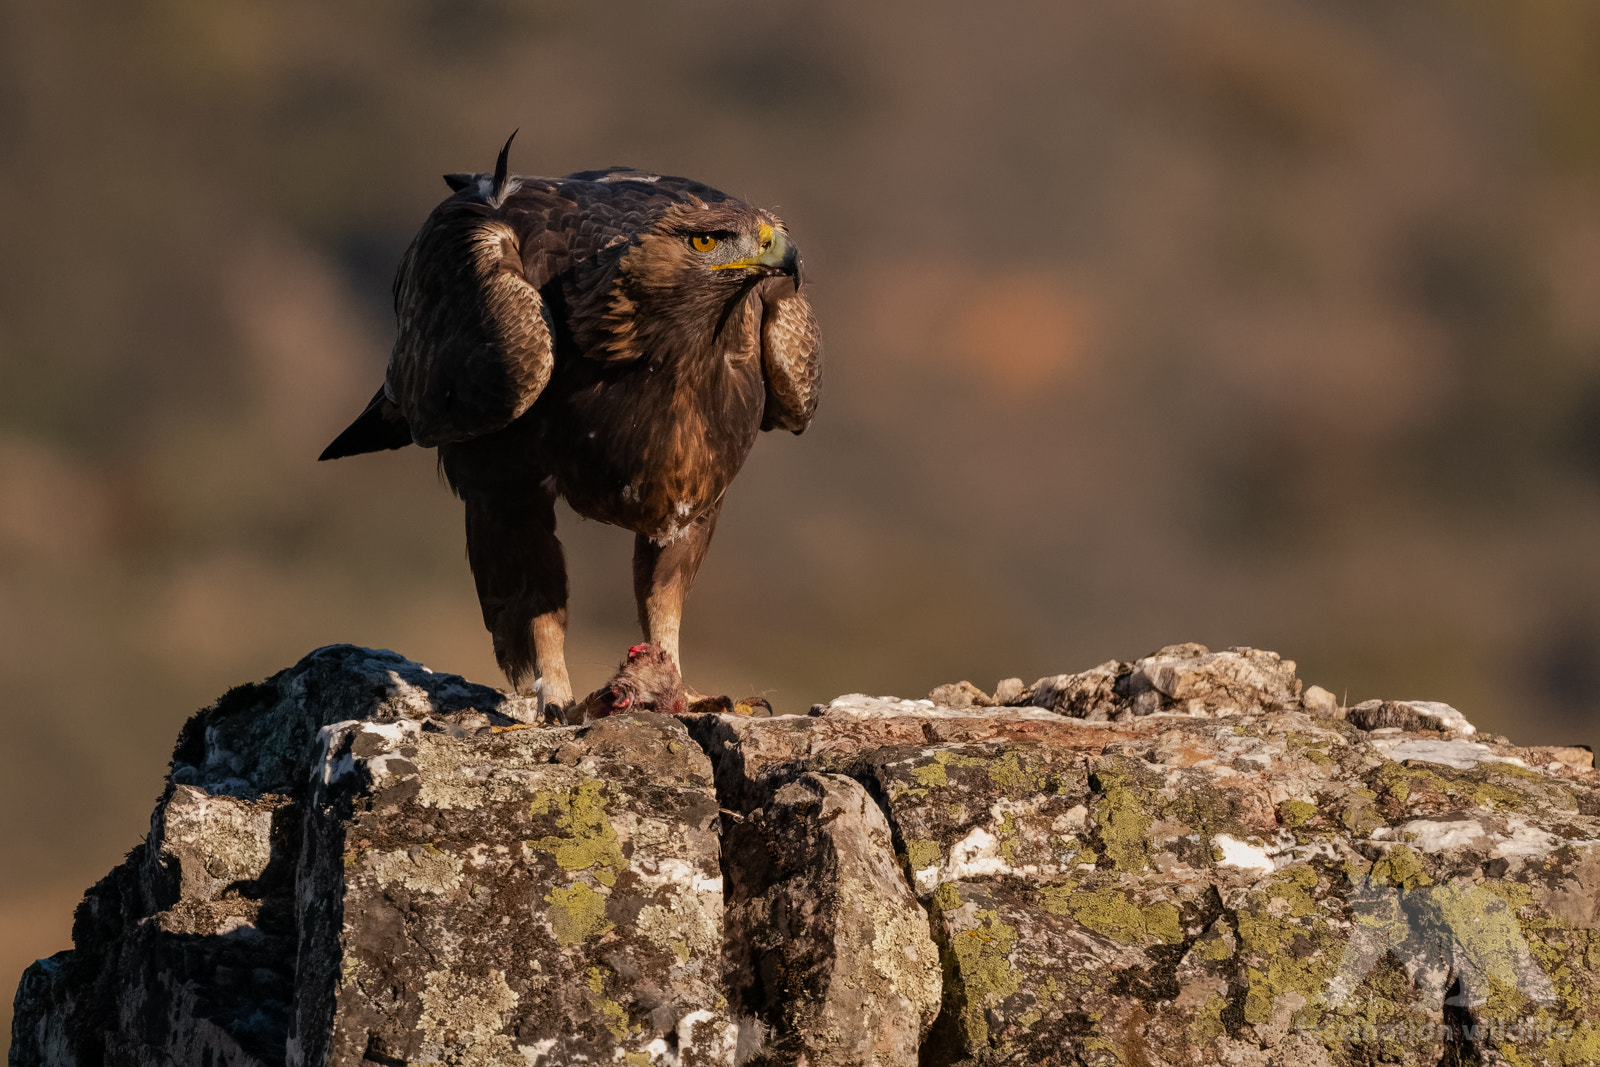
[758,277,822,433]
[385,192,566,448]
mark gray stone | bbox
[14,643,1600,1067]
[291,711,733,1067]
[690,663,1600,1066]
[722,772,940,1066]
[927,681,991,709]
[1010,644,1303,720]
[1345,699,1476,736]
[1301,684,1339,717]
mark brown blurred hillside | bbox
[7,0,1600,1045]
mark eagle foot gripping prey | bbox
[565,642,773,725]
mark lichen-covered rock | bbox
[690,647,1600,1067]
[722,772,940,1066]
[292,712,733,1067]
[14,642,1600,1067]
[1013,643,1303,720]
[6,646,692,1067]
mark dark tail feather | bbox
[489,129,518,207]
[318,387,414,460]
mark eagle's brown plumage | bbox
[320,136,822,715]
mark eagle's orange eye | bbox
[690,235,718,253]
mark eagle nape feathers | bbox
[319,133,822,715]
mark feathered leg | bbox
[632,503,722,673]
[464,492,573,716]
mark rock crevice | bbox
[12,643,1600,1067]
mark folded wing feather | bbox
[758,277,823,434]
[387,207,556,448]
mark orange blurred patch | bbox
[0,435,112,564]
[856,261,1096,396]
[949,274,1096,394]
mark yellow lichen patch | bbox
[593,995,631,1041]
[1039,883,1076,916]
[986,750,1042,796]
[1543,1020,1600,1065]
[1143,901,1183,942]
[581,963,632,1043]
[931,881,962,911]
[526,780,628,886]
[951,908,1020,1048]
[1371,759,1574,815]
[1190,993,1227,1043]
[1278,799,1316,827]
[1197,931,1234,961]
[1242,949,1337,1029]
[340,955,361,991]
[1092,765,1152,872]
[997,812,1021,865]
[906,838,943,871]
[1370,845,1431,890]
[1267,863,1321,917]
[545,882,614,945]
[911,748,1001,793]
[1429,883,1545,998]
[1236,900,1341,1028]
[1041,884,1181,944]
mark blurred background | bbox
[6,0,1600,1042]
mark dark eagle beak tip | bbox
[753,229,802,284]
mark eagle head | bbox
[567,193,808,363]
[614,202,800,311]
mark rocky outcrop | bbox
[12,643,1600,1066]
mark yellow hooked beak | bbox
[712,223,801,281]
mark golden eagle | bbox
[320,135,821,716]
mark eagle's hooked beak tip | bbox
[760,228,802,287]
[713,226,803,286]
